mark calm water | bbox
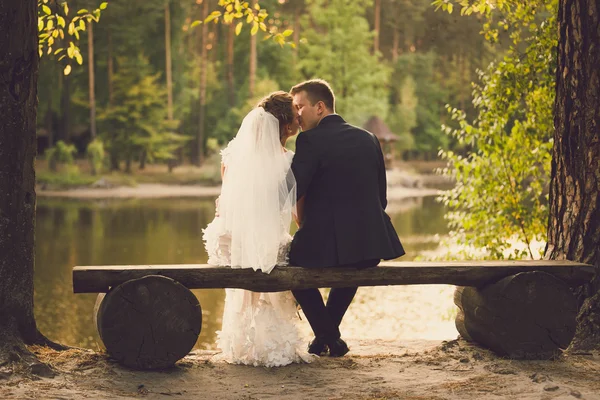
[34,196,454,351]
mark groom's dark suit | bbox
[289,114,404,347]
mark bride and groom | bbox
[203,79,404,367]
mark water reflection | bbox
[34,196,456,350]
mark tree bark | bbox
[0,0,63,374]
[196,0,209,166]
[165,0,174,122]
[87,20,96,141]
[227,22,235,106]
[546,0,600,351]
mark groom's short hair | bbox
[290,79,335,111]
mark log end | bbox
[96,275,202,369]
[454,271,577,360]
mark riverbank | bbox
[37,182,440,200]
[36,160,448,200]
[4,339,599,399]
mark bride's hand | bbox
[215,196,220,217]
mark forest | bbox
[37,0,504,173]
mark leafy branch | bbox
[191,0,295,47]
[38,0,107,75]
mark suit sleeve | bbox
[373,135,388,210]
[291,132,318,200]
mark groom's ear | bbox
[316,101,326,114]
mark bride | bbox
[202,91,312,367]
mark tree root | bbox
[568,292,600,352]
[29,330,73,351]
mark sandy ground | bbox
[2,339,599,400]
[37,183,439,200]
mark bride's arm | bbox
[215,163,226,216]
[294,196,305,228]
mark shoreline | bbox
[37,183,441,200]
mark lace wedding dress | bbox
[202,108,312,367]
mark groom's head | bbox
[290,79,335,131]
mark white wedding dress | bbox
[202,108,312,367]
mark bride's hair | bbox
[257,91,295,141]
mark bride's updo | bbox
[257,91,295,141]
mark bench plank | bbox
[73,260,595,293]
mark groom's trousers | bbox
[292,259,380,340]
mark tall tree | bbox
[197,0,209,166]
[0,0,63,373]
[546,0,600,350]
[165,0,174,122]
[373,0,381,54]
[227,22,236,106]
[88,19,97,140]
[248,0,258,98]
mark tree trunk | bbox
[59,72,71,142]
[0,0,61,375]
[139,150,146,170]
[196,0,209,166]
[110,151,120,171]
[292,10,300,73]
[373,0,381,55]
[546,0,600,351]
[248,0,257,98]
[392,27,399,63]
[227,22,235,106]
[125,154,132,174]
[88,20,96,141]
[107,31,114,106]
[165,0,174,122]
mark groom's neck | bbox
[317,110,334,125]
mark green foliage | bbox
[86,139,105,175]
[46,140,78,171]
[298,0,390,126]
[388,52,449,158]
[436,0,558,259]
[97,55,187,166]
[214,79,281,144]
[38,0,106,75]
[387,75,417,153]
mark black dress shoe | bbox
[308,337,328,355]
[328,338,349,357]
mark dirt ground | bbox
[2,339,599,400]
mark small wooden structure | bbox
[363,116,397,169]
[73,260,594,369]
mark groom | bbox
[289,79,405,357]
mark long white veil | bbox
[217,107,297,273]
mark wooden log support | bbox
[95,275,202,370]
[454,271,578,360]
[73,260,595,293]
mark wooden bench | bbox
[72,260,595,369]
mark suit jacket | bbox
[289,114,405,268]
